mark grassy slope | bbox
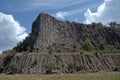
[0,72,120,80]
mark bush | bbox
[45,63,56,74]
[57,50,61,53]
[68,63,76,73]
[102,45,118,53]
[72,42,77,52]
[77,63,86,71]
[68,62,86,73]
[0,63,4,73]
[3,53,15,67]
[9,62,19,74]
[47,45,53,54]
[3,49,17,56]
[115,42,120,50]
[81,39,94,51]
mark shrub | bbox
[72,42,77,52]
[47,45,53,54]
[9,62,19,74]
[81,39,94,51]
[68,62,86,73]
[57,50,61,53]
[80,52,83,54]
[68,63,76,73]
[102,45,117,53]
[3,49,17,56]
[91,22,103,28]
[77,63,86,71]
[0,63,4,73]
[3,53,15,67]
[115,42,120,50]
[45,63,56,74]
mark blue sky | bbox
[0,0,103,33]
[0,0,120,53]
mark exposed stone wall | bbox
[14,13,120,52]
[1,53,120,74]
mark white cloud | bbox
[0,12,28,53]
[55,12,68,19]
[84,0,120,24]
[55,8,88,20]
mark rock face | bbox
[15,13,120,52]
[1,54,120,74]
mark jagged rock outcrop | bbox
[0,54,120,74]
[15,13,120,52]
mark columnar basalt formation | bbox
[14,13,120,52]
[0,54,120,74]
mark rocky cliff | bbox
[1,53,120,74]
[14,13,120,52]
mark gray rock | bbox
[15,13,120,52]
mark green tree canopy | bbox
[81,39,94,51]
[109,22,117,28]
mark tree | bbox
[109,22,117,28]
[91,22,97,26]
[81,39,94,51]
[116,23,120,28]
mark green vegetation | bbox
[109,22,117,28]
[9,62,19,74]
[81,39,94,51]
[0,63,4,73]
[96,44,120,54]
[14,41,32,53]
[68,63,76,73]
[0,72,120,80]
[72,42,77,52]
[45,63,56,74]
[91,22,103,27]
[68,62,86,73]
[47,45,53,54]
[2,49,17,56]
[109,21,120,28]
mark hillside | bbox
[0,13,120,74]
[14,13,120,52]
[0,53,120,74]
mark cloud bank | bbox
[0,12,28,53]
[84,0,120,24]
